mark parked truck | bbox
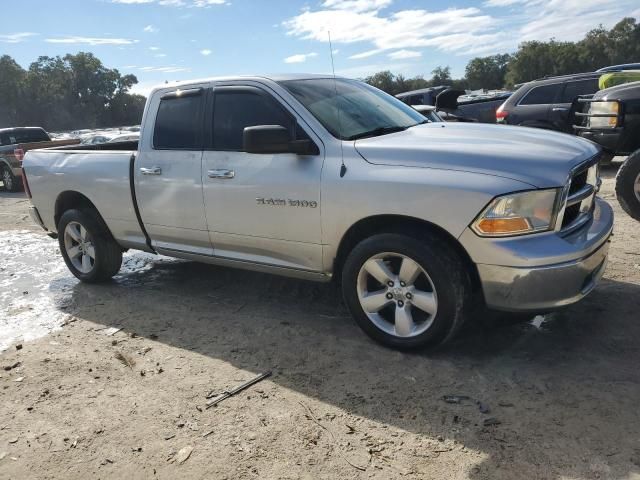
[23,75,613,349]
[575,80,640,220]
[0,127,79,191]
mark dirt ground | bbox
[0,164,639,480]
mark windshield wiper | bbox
[347,125,409,140]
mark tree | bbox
[0,56,26,127]
[465,54,512,90]
[0,52,145,131]
[430,66,452,86]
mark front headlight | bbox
[588,101,619,129]
[472,189,560,237]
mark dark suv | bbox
[496,72,601,132]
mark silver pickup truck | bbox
[23,74,613,349]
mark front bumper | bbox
[578,129,622,155]
[463,198,613,312]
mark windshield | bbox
[279,78,427,140]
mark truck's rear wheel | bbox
[1,166,20,192]
[341,233,471,349]
[615,151,640,222]
[58,209,123,283]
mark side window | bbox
[407,95,424,105]
[519,84,560,105]
[153,92,203,150]
[212,90,294,151]
[561,79,599,103]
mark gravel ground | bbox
[0,164,639,479]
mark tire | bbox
[1,166,21,192]
[341,233,472,350]
[57,209,123,283]
[615,151,640,222]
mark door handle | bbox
[140,166,162,175]
[208,169,235,179]
[552,107,569,112]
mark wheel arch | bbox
[54,191,115,240]
[333,214,481,292]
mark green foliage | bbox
[0,52,144,131]
[364,17,640,95]
[465,54,512,90]
[505,17,640,86]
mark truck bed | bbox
[23,145,147,251]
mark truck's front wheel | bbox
[58,209,123,283]
[341,233,471,349]
[615,151,640,222]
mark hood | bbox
[354,122,600,188]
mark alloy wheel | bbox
[2,169,13,191]
[356,252,438,338]
[64,221,96,274]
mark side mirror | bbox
[243,125,317,155]
[435,89,464,112]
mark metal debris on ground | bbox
[103,327,123,336]
[205,371,272,408]
[442,395,470,404]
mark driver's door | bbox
[201,84,324,271]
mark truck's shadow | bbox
[60,257,640,479]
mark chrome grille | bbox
[557,160,599,234]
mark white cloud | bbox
[483,0,524,6]
[45,36,138,46]
[517,0,637,43]
[200,49,212,56]
[349,49,385,60]
[284,52,318,64]
[149,46,160,50]
[138,66,191,73]
[284,0,639,59]
[154,53,167,57]
[321,0,392,12]
[284,5,496,56]
[0,32,37,43]
[112,0,226,6]
[143,24,157,32]
[388,49,421,59]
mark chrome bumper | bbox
[467,198,613,312]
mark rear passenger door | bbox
[513,83,560,129]
[550,78,600,132]
[201,83,324,272]
[135,86,213,255]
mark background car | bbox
[410,105,443,122]
[496,72,601,132]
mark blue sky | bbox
[1,0,638,96]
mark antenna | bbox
[328,31,347,178]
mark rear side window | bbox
[212,90,293,151]
[407,95,425,105]
[153,92,203,150]
[519,84,560,105]
[561,79,599,103]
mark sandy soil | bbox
[0,165,639,480]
